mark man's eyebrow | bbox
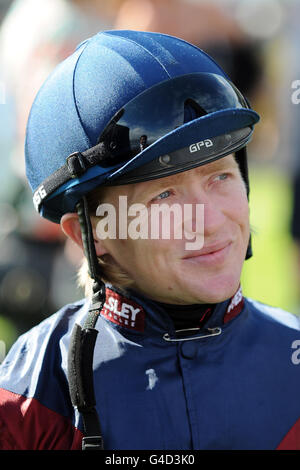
[129,175,183,203]
[129,156,239,201]
[129,180,166,203]
[128,175,179,201]
[197,156,238,175]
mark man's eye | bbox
[153,190,172,201]
[215,173,229,182]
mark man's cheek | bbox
[232,194,249,223]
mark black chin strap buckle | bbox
[82,436,104,451]
[67,152,87,178]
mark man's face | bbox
[93,154,250,305]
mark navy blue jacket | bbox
[0,285,300,450]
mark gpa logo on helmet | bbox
[189,139,213,153]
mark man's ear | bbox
[60,213,108,257]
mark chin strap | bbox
[67,196,106,450]
[236,147,252,260]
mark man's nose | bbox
[203,198,227,237]
[184,186,227,236]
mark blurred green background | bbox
[242,165,300,315]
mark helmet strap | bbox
[235,147,252,260]
[67,196,106,450]
[76,196,103,289]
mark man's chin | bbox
[130,270,241,305]
[178,276,241,305]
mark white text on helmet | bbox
[189,140,213,153]
[33,185,47,212]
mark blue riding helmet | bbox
[25,30,260,224]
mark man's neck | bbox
[153,301,216,330]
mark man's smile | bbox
[182,240,233,266]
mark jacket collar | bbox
[99,284,244,336]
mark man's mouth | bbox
[183,241,232,264]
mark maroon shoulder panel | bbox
[0,388,83,450]
[276,418,300,450]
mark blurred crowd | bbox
[0,0,300,349]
